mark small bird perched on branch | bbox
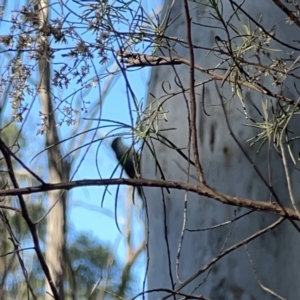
[111,137,142,198]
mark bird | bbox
[111,137,139,178]
[111,137,142,198]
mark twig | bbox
[229,0,300,51]
[165,217,285,299]
[118,51,298,108]
[279,98,300,219]
[117,50,182,67]
[272,0,300,28]
[244,244,286,300]
[2,145,46,185]
[0,210,37,300]
[0,138,61,300]
[187,210,255,232]
[216,84,300,233]
[183,0,205,184]
[131,287,212,300]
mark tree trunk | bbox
[35,1,70,298]
[143,1,300,299]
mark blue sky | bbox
[0,0,162,294]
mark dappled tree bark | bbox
[143,1,300,299]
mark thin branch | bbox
[216,84,300,233]
[118,50,298,108]
[272,0,300,28]
[132,288,212,300]
[0,205,22,214]
[0,177,300,220]
[187,210,255,232]
[117,50,182,67]
[0,246,35,258]
[229,0,300,51]
[0,138,61,300]
[244,244,286,300]
[0,210,37,300]
[183,0,205,184]
[279,98,300,219]
[2,145,46,185]
[169,217,285,298]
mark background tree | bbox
[141,1,300,299]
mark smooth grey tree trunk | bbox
[143,1,300,299]
[35,1,70,298]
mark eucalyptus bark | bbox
[35,1,70,299]
[143,1,300,299]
